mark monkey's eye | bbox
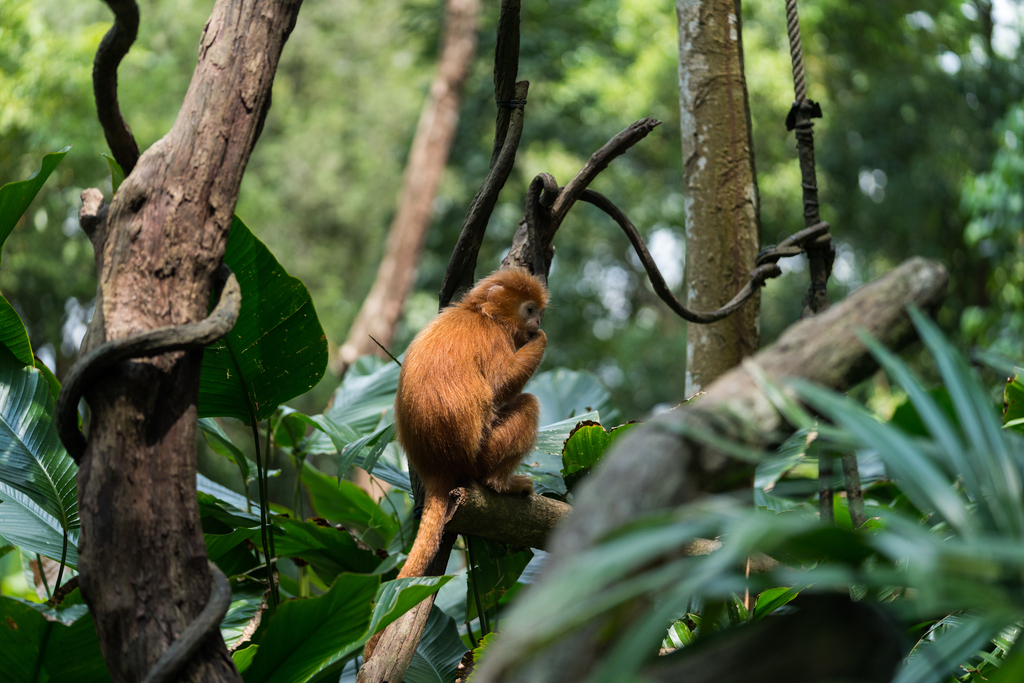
[525,304,536,316]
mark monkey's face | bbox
[518,300,543,334]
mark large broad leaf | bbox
[199,215,328,423]
[306,357,400,455]
[527,368,617,427]
[0,344,78,534]
[560,421,639,493]
[242,573,379,683]
[220,578,267,650]
[0,147,70,251]
[526,411,599,496]
[0,296,33,367]
[270,516,383,581]
[0,481,78,565]
[0,593,110,682]
[465,536,532,622]
[301,466,398,549]
[405,606,468,683]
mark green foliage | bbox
[560,420,638,492]
[198,215,328,424]
[0,343,78,563]
[962,102,1024,356]
[241,573,378,683]
[0,591,110,683]
[405,606,468,683]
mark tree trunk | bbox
[334,0,480,375]
[77,1,302,681]
[678,0,761,395]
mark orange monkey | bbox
[364,268,547,660]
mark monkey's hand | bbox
[528,329,547,347]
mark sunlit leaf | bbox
[199,215,328,423]
[0,147,70,251]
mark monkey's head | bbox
[464,268,549,346]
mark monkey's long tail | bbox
[398,492,450,579]
[363,492,451,661]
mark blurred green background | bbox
[3,0,1022,420]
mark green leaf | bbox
[895,613,1014,683]
[307,357,400,455]
[560,421,638,492]
[0,147,70,252]
[199,215,328,423]
[301,466,398,549]
[751,586,801,621]
[528,411,600,496]
[221,578,267,649]
[0,296,32,366]
[0,594,111,682]
[465,537,533,622]
[365,575,452,638]
[270,516,383,581]
[526,368,617,426]
[101,153,125,194]
[199,417,252,489]
[0,482,77,565]
[0,344,78,534]
[32,357,60,402]
[340,421,396,477]
[405,606,468,683]
[234,644,259,673]
[1003,368,1024,431]
[242,573,379,683]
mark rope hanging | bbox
[784,0,834,317]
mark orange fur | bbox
[364,268,548,661]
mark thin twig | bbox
[94,0,141,175]
[368,335,402,366]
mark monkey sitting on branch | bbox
[364,267,549,660]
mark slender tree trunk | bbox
[77,1,301,681]
[677,0,761,395]
[334,0,480,375]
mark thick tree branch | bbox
[471,257,949,683]
[447,483,571,548]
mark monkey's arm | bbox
[491,330,546,404]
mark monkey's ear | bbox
[486,284,507,301]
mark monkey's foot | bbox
[487,474,534,496]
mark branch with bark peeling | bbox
[469,257,949,683]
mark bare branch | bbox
[447,483,572,548]
[439,80,529,307]
[550,117,660,228]
[579,189,780,323]
[490,0,521,167]
[93,0,141,175]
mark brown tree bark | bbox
[678,0,762,395]
[77,1,302,681]
[335,0,480,375]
